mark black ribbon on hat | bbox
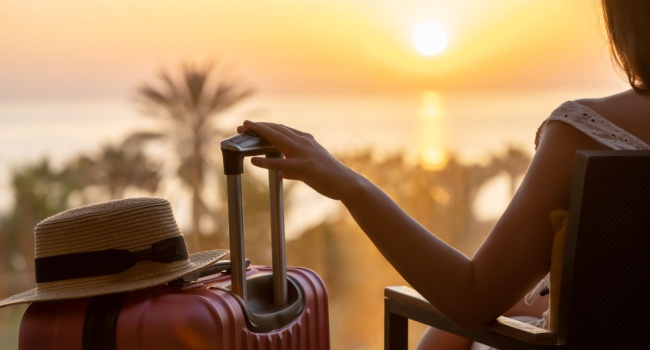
[35,236,189,283]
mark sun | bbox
[412,22,448,56]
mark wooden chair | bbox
[384,150,650,349]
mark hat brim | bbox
[0,249,228,308]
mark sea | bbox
[0,86,623,234]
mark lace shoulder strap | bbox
[535,101,650,150]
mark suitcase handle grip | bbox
[221,132,281,175]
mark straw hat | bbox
[0,197,228,308]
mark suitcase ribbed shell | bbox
[19,266,330,350]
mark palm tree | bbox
[127,61,253,251]
[67,142,161,202]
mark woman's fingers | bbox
[237,121,319,162]
[233,120,352,199]
[239,121,311,141]
[241,121,299,151]
[246,156,300,183]
[250,156,285,171]
[279,124,312,138]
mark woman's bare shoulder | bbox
[574,90,650,143]
[575,89,650,114]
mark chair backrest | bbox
[558,150,650,348]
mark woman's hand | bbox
[236,120,360,201]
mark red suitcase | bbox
[19,263,329,349]
[18,132,330,349]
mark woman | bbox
[238,0,650,347]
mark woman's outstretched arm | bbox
[237,119,605,328]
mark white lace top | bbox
[536,100,650,151]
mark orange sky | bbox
[0,0,626,100]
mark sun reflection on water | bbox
[418,90,448,170]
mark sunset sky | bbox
[0,0,624,100]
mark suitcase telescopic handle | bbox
[220,132,288,306]
[221,131,279,175]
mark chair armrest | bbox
[385,286,557,347]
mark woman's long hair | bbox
[602,0,650,93]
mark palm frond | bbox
[122,131,166,149]
[183,61,213,111]
[208,81,254,115]
[137,85,169,108]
